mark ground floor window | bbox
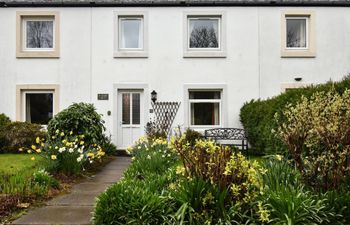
[23,91,54,124]
[189,90,221,126]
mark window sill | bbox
[114,51,148,58]
[16,50,60,58]
[183,50,226,58]
[281,49,316,58]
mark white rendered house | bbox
[0,0,350,149]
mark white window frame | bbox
[118,17,144,51]
[22,90,55,125]
[114,12,148,58]
[187,17,221,50]
[183,12,226,58]
[189,91,222,128]
[22,17,55,52]
[285,16,309,50]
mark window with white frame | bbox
[189,91,221,126]
[119,17,143,50]
[17,12,60,58]
[188,17,220,49]
[23,17,55,51]
[286,17,308,49]
[23,91,54,124]
[114,12,148,58]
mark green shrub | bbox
[276,90,350,190]
[93,179,174,225]
[0,113,10,129]
[182,128,203,147]
[47,103,107,147]
[0,122,45,153]
[240,76,350,155]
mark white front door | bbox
[117,90,144,149]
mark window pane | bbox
[26,20,54,48]
[132,93,140,125]
[122,93,130,124]
[189,18,219,48]
[25,93,53,124]
[120,18,142,49]
[286,18,307,48]
[189,91,221,99]
[191,103,220,125]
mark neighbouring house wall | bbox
[0,6,350,143]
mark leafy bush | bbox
[182,128,204,147]
[0,122,45,153]
[94,178,174,225]
[171,138,260,201]
[240,76,350,155]
[0,113,10,129]
[276,90,350,190]
[47,103,107,147]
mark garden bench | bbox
[204,128,248,154]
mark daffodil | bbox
[51,155,57,160]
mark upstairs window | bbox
[16,11,60,58]
[23,18,54,50]
[189,91,221,127]
[114,12,148,58]
[281,11,315,58]
[119,17,143,50]
[188,18,220,49]
[184,12,226,58]
[286,17,308,49]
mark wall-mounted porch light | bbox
[151,90,157,103]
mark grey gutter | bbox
[1,0,350,7]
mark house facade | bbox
[1,0,350,149]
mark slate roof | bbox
[1,0,350,7]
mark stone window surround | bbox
[281,10,316,58]
[16,84,60,121]
[16,11,60,58]
[113,11,149,58]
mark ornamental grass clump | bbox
[276,89,350,191]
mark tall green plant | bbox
[47,103,107,146]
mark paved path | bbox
[12,157,131,225]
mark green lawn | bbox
[0,154,45,175]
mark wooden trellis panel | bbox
[151,101,181,135]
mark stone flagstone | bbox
[12,156,131,225]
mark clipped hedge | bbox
[240,76,350,155]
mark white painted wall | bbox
[1,6,350,144]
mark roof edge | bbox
[1,0,350,7]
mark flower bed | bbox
[93,130,350,224]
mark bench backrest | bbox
[204,128,247,140]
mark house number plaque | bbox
[97,94,109,100]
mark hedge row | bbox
[240,75,350,155]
